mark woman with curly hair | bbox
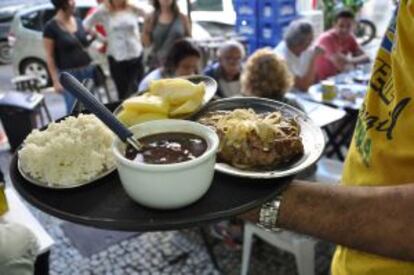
[241,48,303,110]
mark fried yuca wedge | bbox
[148,78,205,106]
[117,110,167,127]
[169,99,202,116]
[122,94,169,114]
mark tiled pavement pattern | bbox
[29,205,335,275]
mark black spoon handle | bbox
[59,72,132,142]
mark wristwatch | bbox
[257,196,283,232]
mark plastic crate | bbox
[235,16,258,38]
[245,38,259,54]
[258,17,293,44]
[259,0,297,22]
[233,0,258,17]
[258,40,276,49]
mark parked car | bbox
[8,0,102,87]
[9,0,211,88]
[0,4,25,64]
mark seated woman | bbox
[203,40,245,97]
[138,38,201,91]
[241,48,303,110]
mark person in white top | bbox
[274,20,324,92]
[84,0,147,99]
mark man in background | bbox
[315,9,369,80]
[274,19,323,92]
[203,40,245,97]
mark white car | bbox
[0,4,25,64]
[8,0,101,87]
[9,0,212,87]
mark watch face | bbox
[259,200,280,231]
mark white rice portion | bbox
[18,114,115,187]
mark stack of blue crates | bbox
[234,0,260,54]
[234,0,297,54]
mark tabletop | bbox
[290,95,346,127]
[10,154,291,232]
[307,83,366,110]
[0,91,44,110]
[306,66,372,110]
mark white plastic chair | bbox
[242,224,316,275]
[241,158,343,275]
[2,188,54,255]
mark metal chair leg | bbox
[199,226,221,273]
[41,101,52,122]
[37,108,44,127]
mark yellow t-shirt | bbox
[332,1,414,274]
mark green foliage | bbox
[322,0,366,29]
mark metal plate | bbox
[17,156,116,190]
[113,75,218,118]
[192,97,325,179]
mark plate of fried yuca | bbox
[114,75,217,127]
[192,97,325,179]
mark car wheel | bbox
[20,59,50,88]
[0,41,11,64]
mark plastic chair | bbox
[241,158,343,275]
[11,75,52,126]
[2,188,54,275]
[91,65,112,103]
[242,224,316,275]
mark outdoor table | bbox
[291,95,346,128]
[301,69,370,160]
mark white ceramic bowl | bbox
[112,119,219,209]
